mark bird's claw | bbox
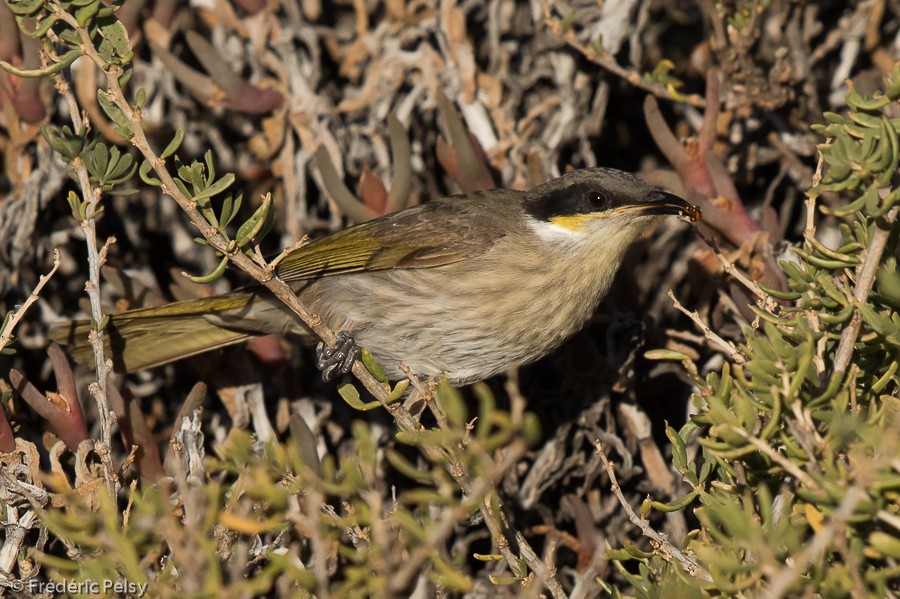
[316,331,361,381]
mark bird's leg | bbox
[316,331,361,381]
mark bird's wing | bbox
[274,193,519,281]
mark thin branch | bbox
[725,426,822,492]
[594,441,711,581]
[805,153,825,237]
[51,70,117,495]
[478,442,568,599]
[833,206,900,374]
[668,289,745,364]
[90,49,400,413]
[539,5,705,108]
[695,228,780,313]
[0,249,60,353]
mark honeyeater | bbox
[52,167,700,384]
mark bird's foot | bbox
[316,331,361,381]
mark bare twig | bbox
[539,3,705,108]
[594,441,711,581]
[695,228,780,313]
[50,68,117,495]
[668,289,745,364]
[806,153,825,237]
[478,441,568,599]
[0,249,60,354]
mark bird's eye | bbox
[589,192,608,209]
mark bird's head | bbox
[523,168,700,252]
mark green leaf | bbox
[139,160,161,187]
[0,47,82,77]
[219,193,241,229]
[337,384,381,411]
[235,193,272,247]
[41,124,83,162]
[186,255,228,284]
[666,425,688,473]
[191,173,235,203]
[385,380,409,404]
[360,348,387,382]
[134,87,147,109]
[7,0,45,17]
[96,17,133,64]
[112,124,133,140]
[160,128,185,160]
[385,449,434,483]
[622,541,654,559]
[75,0,100,26]
[436,380,467,427]
[97,91,129,128]
[20,13,57,37]
[651,491,699,512]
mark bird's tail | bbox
[50,291,263,373]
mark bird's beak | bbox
[614,192,702,222]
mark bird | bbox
[51,167,700,385]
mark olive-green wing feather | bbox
[275,193,521,281]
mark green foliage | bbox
[814,70,900,196]
[159,148,274,282]
[42,124,137,216]
[644,60,686,98]
[5,0,277,284]
[3,0,131,89]
[30,380,538,596]
[613,64,900,596]
[40,124,86,162]
[82,143,137,194]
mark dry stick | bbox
[668,289,745,364]
[539,2,705,108]
[56,8,558,588]
[877,508,900,533]
[832,206,900,375]
[695,228,780,313]
[516,530,564,598]
[805,154,825,237]
[51,72,118,494]
[594,441,712,582]
[0,249,60,353]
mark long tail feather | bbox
[50,292,261,373]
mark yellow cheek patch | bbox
[548,214,601,230]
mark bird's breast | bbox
[301,236,626,384]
